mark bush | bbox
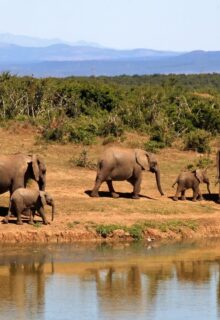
[68,125,96,145]
[150,124,174,146]
[42,127,65,142]
[99,115,124,137]
[144,140,166,153]
[70,149,96,169]
[186,157,213,171]
[184,129,211,153]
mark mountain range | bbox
[0,34,219,77]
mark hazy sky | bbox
[0,0,220,51]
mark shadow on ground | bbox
[0,206,8,217]
[85,190,155,200]
[168,193,220,203]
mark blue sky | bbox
[0,0,220,51]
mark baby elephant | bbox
[172,169,211,201]
[3,188,55,225]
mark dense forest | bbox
[1,72,220,152]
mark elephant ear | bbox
[32,154,40,182]
[195,169,203,183]
[135,149,149,170]
[39,191,47,206]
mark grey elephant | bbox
[91,147,164,199]
[172,169,211,201]
[0,153,46,197]
[217,150,220,202]
[4,188,55,225]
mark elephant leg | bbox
[2,208,11,224]
[38,207,49,225]
[131,176,142,199]
[181,190,186,201]
[91,175,104,197]
[3,190,13,224]
[192,188,199,202]
[28,209,35,225]
[198,189,204,201]
[16,211,23,225]
[106,180,119,198]
[173,185,182,201]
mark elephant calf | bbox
[3,188,55,225]
[172,169,211,201]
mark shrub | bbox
[99,115,124,137]
[42,127,65,142]
[150,124,174,147]
[70,149,96,169]
[67,116,100,145]
[144,140,166,153]
[184,129,211,153]
[186,157,213,171]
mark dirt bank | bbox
[0,126,220,243]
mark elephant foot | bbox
[181,197,186,201]
[112,192,119,198]
[192,198,197,202]
[2,218,9,224]
[132,194,140,199]
[43,221,50,225]
[28,220,34,225]
[90,191,99,197]
[16,221,23,225]
[198,197,204,201]
[173,196,178,201]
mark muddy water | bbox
[0,240,220,320]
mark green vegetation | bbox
[70,149,96,169]
[95,220,198,240]
[1,73,220,151]
[184,129,211,153]
[186,156,213,171]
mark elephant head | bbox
[135,149,164,195]
[27,154,46,191]
[195,169,211,194]
[40,191,55,221]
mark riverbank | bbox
[0,125,220,243]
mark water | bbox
[0,240,220,320]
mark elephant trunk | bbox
[38,180,46,191]
[155,169,164,196]
[51,202,55,221]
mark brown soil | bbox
[0,124,220,243]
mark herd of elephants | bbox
[0,146,219,225]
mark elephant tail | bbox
[172,180,177,188]
[96,160,104,176]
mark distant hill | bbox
[0,34,219,76]
[0,43,180,63]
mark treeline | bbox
[1,72,220,152]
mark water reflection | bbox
[0,241,220,319]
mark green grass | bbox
[95,219,198,240]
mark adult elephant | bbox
[0,153,46,198]
[217,150,220,202]
[91,147,164,199]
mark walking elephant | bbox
[172,169,210,201]
[91,147,164,199]
[4,188,55,225]
[0,153,46,199]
